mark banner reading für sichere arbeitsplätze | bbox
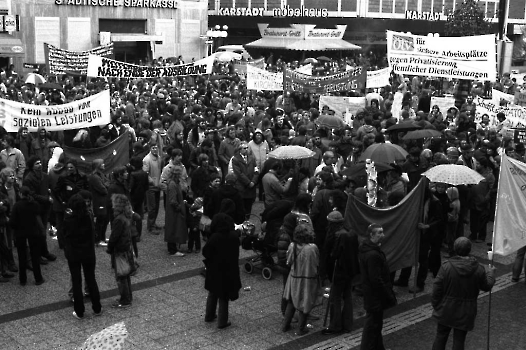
[87,55,214,78]
[386,30,496,81]
[283,66,366,94]
[0,90,111,132]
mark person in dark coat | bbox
[23,156,56,262]
[358,223,397,350]
[231,141,259,218]
[203,212,241,329]
[87,159,110,246]
[431,237,495,350]
[190,153,220,199]
[209,173,245,224]
[10,186,45,285]
[322,211,360,335]
[129,156,149,241]
[63,191,102,319]
[107,166,130,224]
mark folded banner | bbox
[233,58,265,78]
[45,43,114,75]
[492,154,526,256]
[246,65,283,91]
[387,30,497,81]
[319,96,366,121]
[87,55,214,78]
[345,178,426,272]
[366,67,390,89]
[283,66,366,94]
[0,90,111,133]
[63,131,129,176]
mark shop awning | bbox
[0,33,24,58]
[245,37,361,51]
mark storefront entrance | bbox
[113,41,151,64]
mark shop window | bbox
[99,19,146,34]
[433,1,443,13]
[509,0,525,19]
[237,0,249,7]
[341,0,357,12]
[304,0,338,11]
[422,0,432,12]
[208,0,215,11]
[219,0,232,9]
[407,0,418,11]
[394,0,406,14]
[287,0,301,8]
[267,0,281,10]
[368,0,380,12]
[443,0,454,13]
[382,0,393,13]
[252,0,264,7]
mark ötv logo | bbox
[391,34,414,51]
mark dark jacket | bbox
[190,166,219,198]
[23,170,51,215]
[10,197,42,239]
[231,153,258,200]
[358,239,397,312]
[209,184,245,224]
[203,213,242,301]
[54,172,89,207]
[431,256,495,331]
[48,163,66,212]
[87,171,110,216]
[129,169,149,206]
[108,212,132,253]
[63,208,96,263]
[330,228,360,283]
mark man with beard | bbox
[142,143,163,235]
[108,111,128,141]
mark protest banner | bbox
[366,67,390,89]
[515,91,526,107]
[319,96,366,119]
[431,96,456,115]
[283,66,366,94]
[475,96,526,129]
[246,65,283,91]
[233,58,265,78]
[45,43,114,75]
[295,64,312,76]
[345,178,426,271]
[87,55,214,78]
[63,131,129,176]
[492,89,515,105]
[492,154,526,256]
[386,31,497,81]
[0,90,111,132]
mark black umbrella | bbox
[39,82,63,91]
[386,122,422,133]
[317,56,332,62]
[341,161,393,178]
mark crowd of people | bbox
[0,58,510,347]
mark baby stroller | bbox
[240,214,278,280]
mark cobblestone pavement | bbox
[0,200,519,350]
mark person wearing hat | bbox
[401,147,425,192]
[446,147,460,164]
[457,143,477,169]
[322,210,360,335]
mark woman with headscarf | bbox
[165,167,187,257]
[203,212,241,329]
[282,224,319,336]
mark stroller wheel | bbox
[244,262,254,274]
[262,267,272,280]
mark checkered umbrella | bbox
[422,164,485,185]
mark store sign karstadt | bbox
[218,6,328,17]
[55,0,177,9]
[405,10,445,21]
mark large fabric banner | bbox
[492,154,526,256]
[45,43,114,75]
[246,65,283,91]
[63,131,129,176]
[366,67,390,89]
[386,31,497,81]
[87,55,214,78]
[283,66,366,94]
[345,178,426,272]
[233,58,265,78]
[319,96,366,121]
[430,96,456,115]
[492,89,515,105]
[475,96,526,128]
[0,90,111,133]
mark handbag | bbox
[115,250,132,277]
[199,215,212,233]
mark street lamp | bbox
[206,25,228,55]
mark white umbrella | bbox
[79,322,128,350]
[268,145,315,160]
[422,164,485,186]
[213,51,242,62]
[24,73,46,85]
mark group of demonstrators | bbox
[0,51,511,348]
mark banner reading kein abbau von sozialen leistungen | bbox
[283,66,366,94]
[87,55,214,78]
[386,30,497,81]
[0,90,111,133]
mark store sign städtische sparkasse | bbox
[54,0,177,9]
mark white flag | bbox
[492,154,526,256]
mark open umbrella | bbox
[24,73,46,85]
[39,82,63,91]
[213,51,242,62]
[79,322,128,350]
[317,56,332,62]
[422,164,485,186]
[268,145,315,160]
[341,161,393,178]
[303,57,318,64]
[403,129,443,140]
[386,122,422,133]
[316,114,345,130]
[359,143,408,164]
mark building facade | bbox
[5,0,209,72]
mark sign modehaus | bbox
[387,30,497,81]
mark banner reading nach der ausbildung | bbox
[0,90,111,133]
[386,30,496,81]
[87,55,214,78]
